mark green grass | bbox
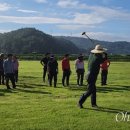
[0,61,130,130]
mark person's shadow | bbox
[83,106,130,114]
[0,92,4,96]
[0,88,18,96]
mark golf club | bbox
[82,32,95,44]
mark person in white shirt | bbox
[75,54,85,86]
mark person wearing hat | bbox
[62,54,71,86]
[47,55,58,87]
[3,54,16,89]
[40,53,50,82]
[75,54,85,86]
[78,45,106,108]
[0,53,5,85]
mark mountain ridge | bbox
[0,28,130,54]
[57,36,130,54]
[0,28,81,54]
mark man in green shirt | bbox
[78,45,106,108]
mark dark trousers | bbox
[79,74,97,106]
[0,71,5,84]
[49,72,57,87]
[101,70,108,85]
[62,70,70,86]
[43,67,47,81]
[77,69,84,86]
[14,70,18,82]
[5,73,16,89]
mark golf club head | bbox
[82,32,86,35]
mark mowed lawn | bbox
[0,61,130,130]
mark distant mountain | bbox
[57,36,130,54]
[0,28,130,55]
[0,28,81,54]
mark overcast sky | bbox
[0,0,130,42]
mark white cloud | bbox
[17,9,38,13]
[72,9,130,25]
[35,0,47,3]
[57,0,130,24]
[0,15,71,24]
[0,7,130,26]
[0,3,11,11]
[87,6,130,20]
[57,24,95,30]
[0,29,11,33]
[73,13,106,25]
[0,14,105,25]
[57,0,86,9]
[0,1,129,27]
[57,0,78,8]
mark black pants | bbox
[77,69,84,86]
[43,67,47,81]
[5,73,16,89]
[14,70,18,82]
[62,70,70,86]
[49,72,57,87]
[79,74,97,106]
[101,70,108,85]
[0,71,4,84]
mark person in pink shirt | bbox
[13,56,19,82]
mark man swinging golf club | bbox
[78,44,107,109]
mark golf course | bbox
[0,61,130,130]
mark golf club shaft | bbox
[84,34,95,44]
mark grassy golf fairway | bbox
[0,61,130,130]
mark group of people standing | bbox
[40,44,110,109]
[40,53,71,87]
[0,44,110,109]
[40,45,110,89]
[0,53,19,89]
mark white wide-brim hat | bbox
[91,44,107,53]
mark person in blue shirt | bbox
[3,54,16,89]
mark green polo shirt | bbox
[88,53,104,75]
